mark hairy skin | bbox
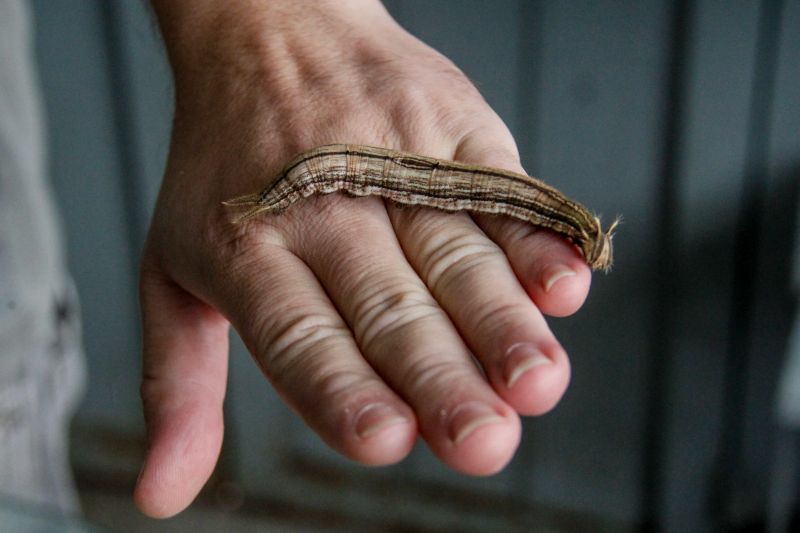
[137,0,592,518]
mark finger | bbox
[213,235,417,466]
[476,216,592,317]
[453,131,592,317]
[135,263,230,519]
[387,203,570,416]
[287,195,521,476]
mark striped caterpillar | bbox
[224,144,619,271]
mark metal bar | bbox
[640,1,693,530]
[709,0,784,528]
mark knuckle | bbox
[454,124,522,171]
[398,357,476,400]
[203,219,290,297]
[471,300,531,337]
[352,281,441,352]
[255,311,349,376]
[313,369,381,407]
[420,231,504,295]
[486,217,540,247]
[464,143,521,169]
[217,217,285,266]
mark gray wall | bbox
[31,1,800,531]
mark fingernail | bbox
[543,265,576,292]
[355,402,409,439]
[504,343,552,389]
[447,401,504,445]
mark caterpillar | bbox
[224,144,619,271]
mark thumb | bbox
[134,262,230,518]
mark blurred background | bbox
[11,0,799,531]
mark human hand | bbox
[135,0,592,518]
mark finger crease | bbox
[263,314,350,369]
[425,242,503,296]
[353,288,442,353]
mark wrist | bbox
[150,0,394,88]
